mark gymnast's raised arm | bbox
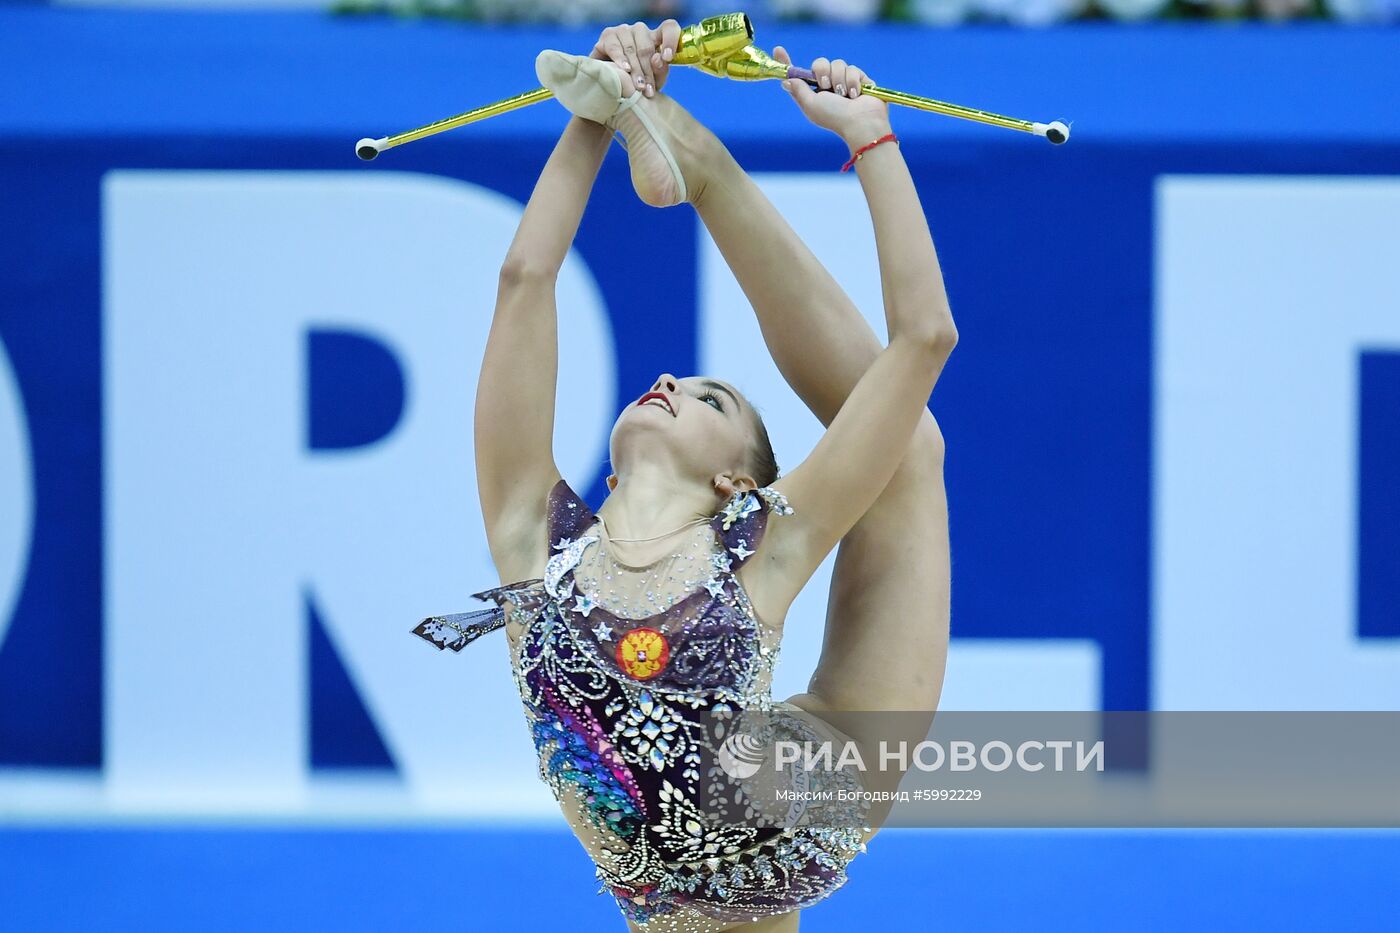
[476,24,684,583]
[474,113,611,582]
[764,67,958,594]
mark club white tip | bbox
[1033,121,1070,145]
[356,137,386,161]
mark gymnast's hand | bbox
[589,19,683,98]
[774,47,891,144]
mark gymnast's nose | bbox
[652,373,678,393]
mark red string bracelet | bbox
[841,132,898,172]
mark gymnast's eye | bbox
[699,391,724,413]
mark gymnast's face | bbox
[609,372,756,493]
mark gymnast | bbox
[415,19,955,931]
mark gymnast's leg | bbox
[627,56,951,836]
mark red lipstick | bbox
[636,391,675,416]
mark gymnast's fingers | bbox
[845,63,865,98]
[630,22,656,96]
[619,28,647,92]
[656,18,680,64]
[811,56,832,91]
[830,59,848,97]
[595,30,630,70]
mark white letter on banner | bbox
[0,338,34,647]
[103,171,612,813]
[1155,177,1400,710]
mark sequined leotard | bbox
[413,480,868,931]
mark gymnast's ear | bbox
[711,472,756,499]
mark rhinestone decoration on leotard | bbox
[573,513,715,620]
[413,481,870,932]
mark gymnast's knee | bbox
[917,410,946,454]
[891,413,946,482]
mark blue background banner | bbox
[1,10,1397,928]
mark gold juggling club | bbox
[355,12,1067,161]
